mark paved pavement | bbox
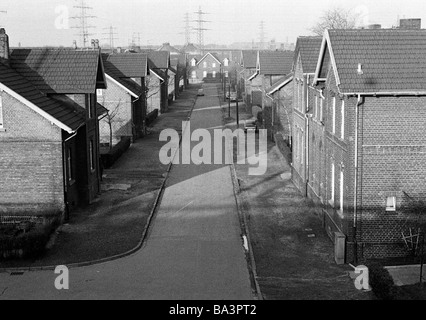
[0,84,254,300]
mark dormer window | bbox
[203,61,207,68]
[191,59,196,67]
[224,59,229,67]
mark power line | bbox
[193,6,210,54]
[71,0,96,48]
[102,26,118,52]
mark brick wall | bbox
[314,62,426,262]
[272,81,293,145]
[98,78,133,146]
[0,92,64,215]
[147,74,161,114]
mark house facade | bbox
[99,53,147,147]
[300,29,426,263]
[0,29,107,217]
[266,74,293,148]
[249,50,294,136]
[239,50,258,111]
[188,52,223,83]
[291,36,323,196]
[148,51,170,113]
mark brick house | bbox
[0,29,107,217]
[188,52,223,83]
[266,74,293,148]
[239,50,258,110]
[249,50,294,135]
[306,29,426,262]
[291,36,323,196]
[99,53,147,147]
[147,51,170,113]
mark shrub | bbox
[367,262,397,300]
[0,213,61,260]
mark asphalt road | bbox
[0,83,254,300]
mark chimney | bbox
[0,28,10,60]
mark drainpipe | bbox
[305,74,310,197]
[353,93,363,264]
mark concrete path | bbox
[0,84,254,300]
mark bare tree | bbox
[310,7,361,36]
[101,98,121,151]
[145,75,161,113]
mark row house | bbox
[291,36,323,195]
[266,74,293,148]
[249,50,294,137]
[0,29,107,218]
[188,52,223,83]
[294,29,426,263]
[239,50,258,110]
[147,51,171,113]
[157,43,187,95]
[99,53,148,147]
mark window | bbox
[225,71,229,78]
[339,170,344,215]
[0,92,3,130]
[203,61,207,68]
[89,140,95,172]
[341,99,345,139]
[67,147,74,183]
[191,71,196,79]
[212,71,216,78]
[96,89,103,97]
[319,97,324,122]
[212,63,216,68]
[314,96,318,120]
[224,59,229,67]
[191,59,196,66]
[332,97,336,134]
[386,196,396,211]
[203,71,207,78]
[330,162,335,207]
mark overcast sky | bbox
[1,0,426,48]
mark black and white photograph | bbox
[0,0,425,305]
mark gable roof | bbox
[294,36,322,74]
[157,43,180,54]
[10,48,106,94]
[0,62,85,133]
[267,74,294,95]
[197,52,222,66]
[181,43,199,53]
[314,29,426,94]
[241,50,258,69]
[259,51,294,75]
[147,51,170,69]
[101,54,144,97]
[104,53,148,78]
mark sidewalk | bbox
[223,99,372,300]
[0,85,199,270]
